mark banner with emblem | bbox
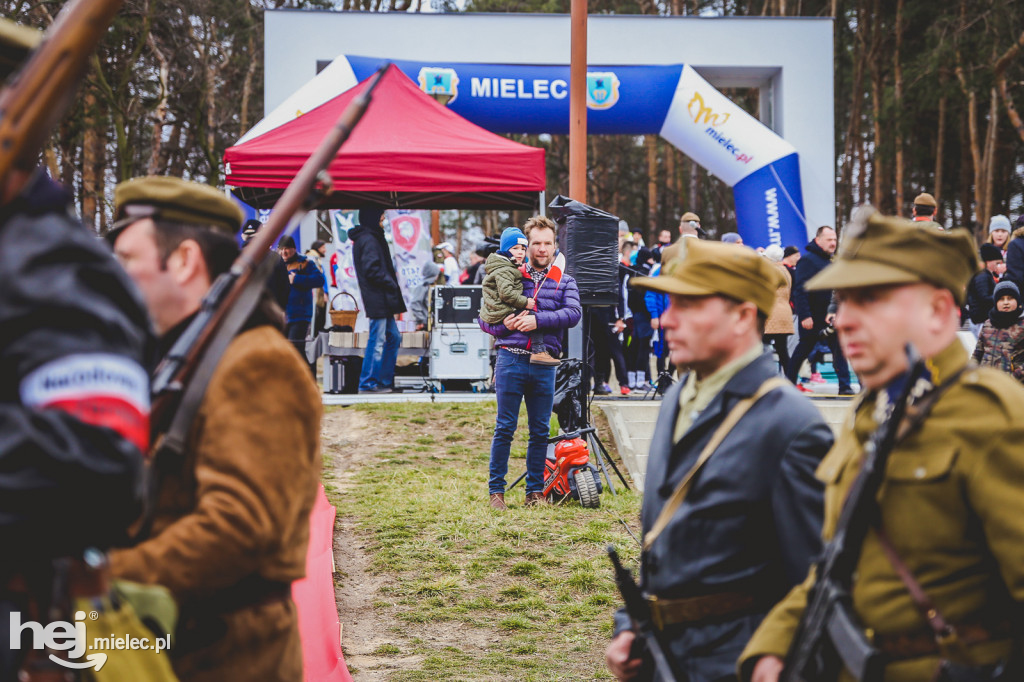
[328,209,432,332]
[387,209,433,324]
[327,209,368,332]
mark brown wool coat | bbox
[109,325,322,682]
[764,262,794,335]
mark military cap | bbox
[806,208,979,305]
[112,176,243,238]
[913,192,937,208]
[680,212,700,224]
[0,18,41,82]
[633,238,785,317]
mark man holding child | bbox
[479,216,582,510]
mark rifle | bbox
[0,0,123,191]
[608,545,684,682]
[149,64,387,430]
[781,345,925,682]
[135,66,387,538]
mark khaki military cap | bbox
[914,192,937,208]
[680,212,700,224]
[633,239,784,317]
[0,18,41,81]
[113,176,243,237]
[806,208,979,305]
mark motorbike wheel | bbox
[574,469,600,509]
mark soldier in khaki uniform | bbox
[741,211,1024,682]
[107,177,322,682]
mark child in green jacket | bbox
[480,227,558,365]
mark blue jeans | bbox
[489,349,557,495]
[359,316,400,390]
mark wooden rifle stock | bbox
[149,63,388,428]
[0,0,124,189]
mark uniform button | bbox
[914,467,927,479]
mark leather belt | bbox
[200,575,292,614]
[646,591,758,630]
[874,620,1013,660]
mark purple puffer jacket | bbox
[478,269,582,355]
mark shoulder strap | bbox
[643,376,790,552]
[133,266,272,542]
[872,364,973,649]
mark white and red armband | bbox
[19,353,150,453]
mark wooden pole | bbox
[569,0,587,204]
[431,209,441,245]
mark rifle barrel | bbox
[150,64,389,418]
[0,0,124,187]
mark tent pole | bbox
[569,0,587,204]
[539,190,546,216]
[431,209,441,245]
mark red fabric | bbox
[44,397,149,454]
[292,485,352,682]
[225,65,545,195]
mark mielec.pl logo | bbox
[10,610,107,671]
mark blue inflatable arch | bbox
[253,12,835,249]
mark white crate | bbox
[429,326,492,380]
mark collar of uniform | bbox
[855,339,967,439]
[925,338,969,386]
[673,343,764,443]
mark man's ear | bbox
[735,300,760,334]
[168,239,208,285]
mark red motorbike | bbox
[542,433,602,508]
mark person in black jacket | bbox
[785,226,854,395]
[0,21,151,679]
[966,243,1003,335]
[349,208,407,392]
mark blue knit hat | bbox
[500,227,528,253]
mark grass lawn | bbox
[321,401,643,681]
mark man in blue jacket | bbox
[785,226,854,395]
[479,216,582,510]
[277,235,326,375]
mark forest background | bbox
[5,0,1024,247]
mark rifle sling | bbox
[642,376,789,552]
[134,258,275,542]
[870,365,972,655]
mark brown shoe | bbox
[524,492,547,506]
[489,493,508,511]
[529,351,560,366]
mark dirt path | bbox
[324,408,500,680]
[323,410,415,678]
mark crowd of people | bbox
[9,9,1024,681]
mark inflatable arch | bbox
[255,12,834,249]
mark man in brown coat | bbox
[107,176,321,681]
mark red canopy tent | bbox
[225,64,546,210]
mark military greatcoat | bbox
[740,341,1024,681]
[616,352,833,681]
